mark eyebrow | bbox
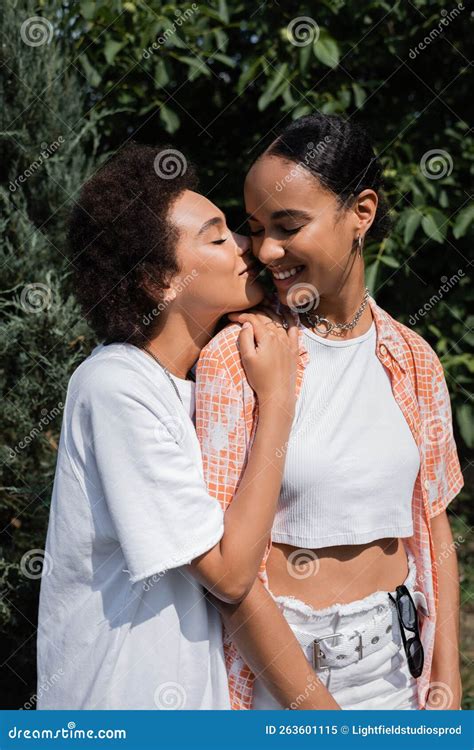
[246,209,312,222]
[197,216,224,237]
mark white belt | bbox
[290,590,428,671]
[291,604,395,670]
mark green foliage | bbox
[1,0,104,707]
[1,0,472,707]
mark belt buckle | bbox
[312,632,343,671]
[312,631,364,670]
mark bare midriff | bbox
[266,537,410,610]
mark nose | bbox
[232,231,250,254]
[256,236,286,266]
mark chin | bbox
[232,281,265,311]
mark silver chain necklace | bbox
[303,287,370,336]
[142,347,184,405]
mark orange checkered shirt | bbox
[195,293,464,710]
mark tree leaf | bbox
[299,43,312,74]
[456,403,473,448]
[177,55,211,80]
[218,0,229,24]
[379,255,400,268]
[404,209,422,244]
[154,60,169,88]
[104,39,124,65]
[257,63,289,111]
[351,82,366,109]
[453,203,474,239]
[313,29,340,68]
[212,52,236,68]
[159,104,180,134]
[365,260,379,292]
[78,54,101,87]
[421,209,447,243]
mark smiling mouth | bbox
[270,264,305,280]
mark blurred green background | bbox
[1,0,472,708]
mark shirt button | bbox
[424,479,430,489]
[379,344,387,355]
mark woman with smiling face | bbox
[196,114,464,710]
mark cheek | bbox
[193,247,237,282]
[297,217,348,262]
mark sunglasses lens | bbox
[399,593,416,629]
[407,637,424,677]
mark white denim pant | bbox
[252,542,419,710]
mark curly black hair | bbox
[68,142,198,345]
[262,113,393,242]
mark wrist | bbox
[258,400,295,425]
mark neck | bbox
[304,283,372,338]
[144,308,220,379]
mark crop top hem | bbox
[270,523,414,548]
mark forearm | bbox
[208,578,341,710]
[429,510,462,707]
[219,403,294,586]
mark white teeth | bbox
[272,265,303,280]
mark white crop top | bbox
[271,319,421,548]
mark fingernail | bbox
[242,322,251,329]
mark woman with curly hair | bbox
[196,113,464,710]
[37,142,337,710]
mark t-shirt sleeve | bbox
[79,365,224,584]
[422,350,464,519]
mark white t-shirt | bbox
[37,343,231,710]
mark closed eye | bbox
[211,237,229,245]
[280,225,305,235]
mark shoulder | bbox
[378,304,443,377]
[67,343,171,412]
[197,323,246,387]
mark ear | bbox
[162,285,177,304]
[354,189,378,234]
[142,271,177,304]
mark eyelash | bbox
[249,226,304,237]
[212,237,229,245]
